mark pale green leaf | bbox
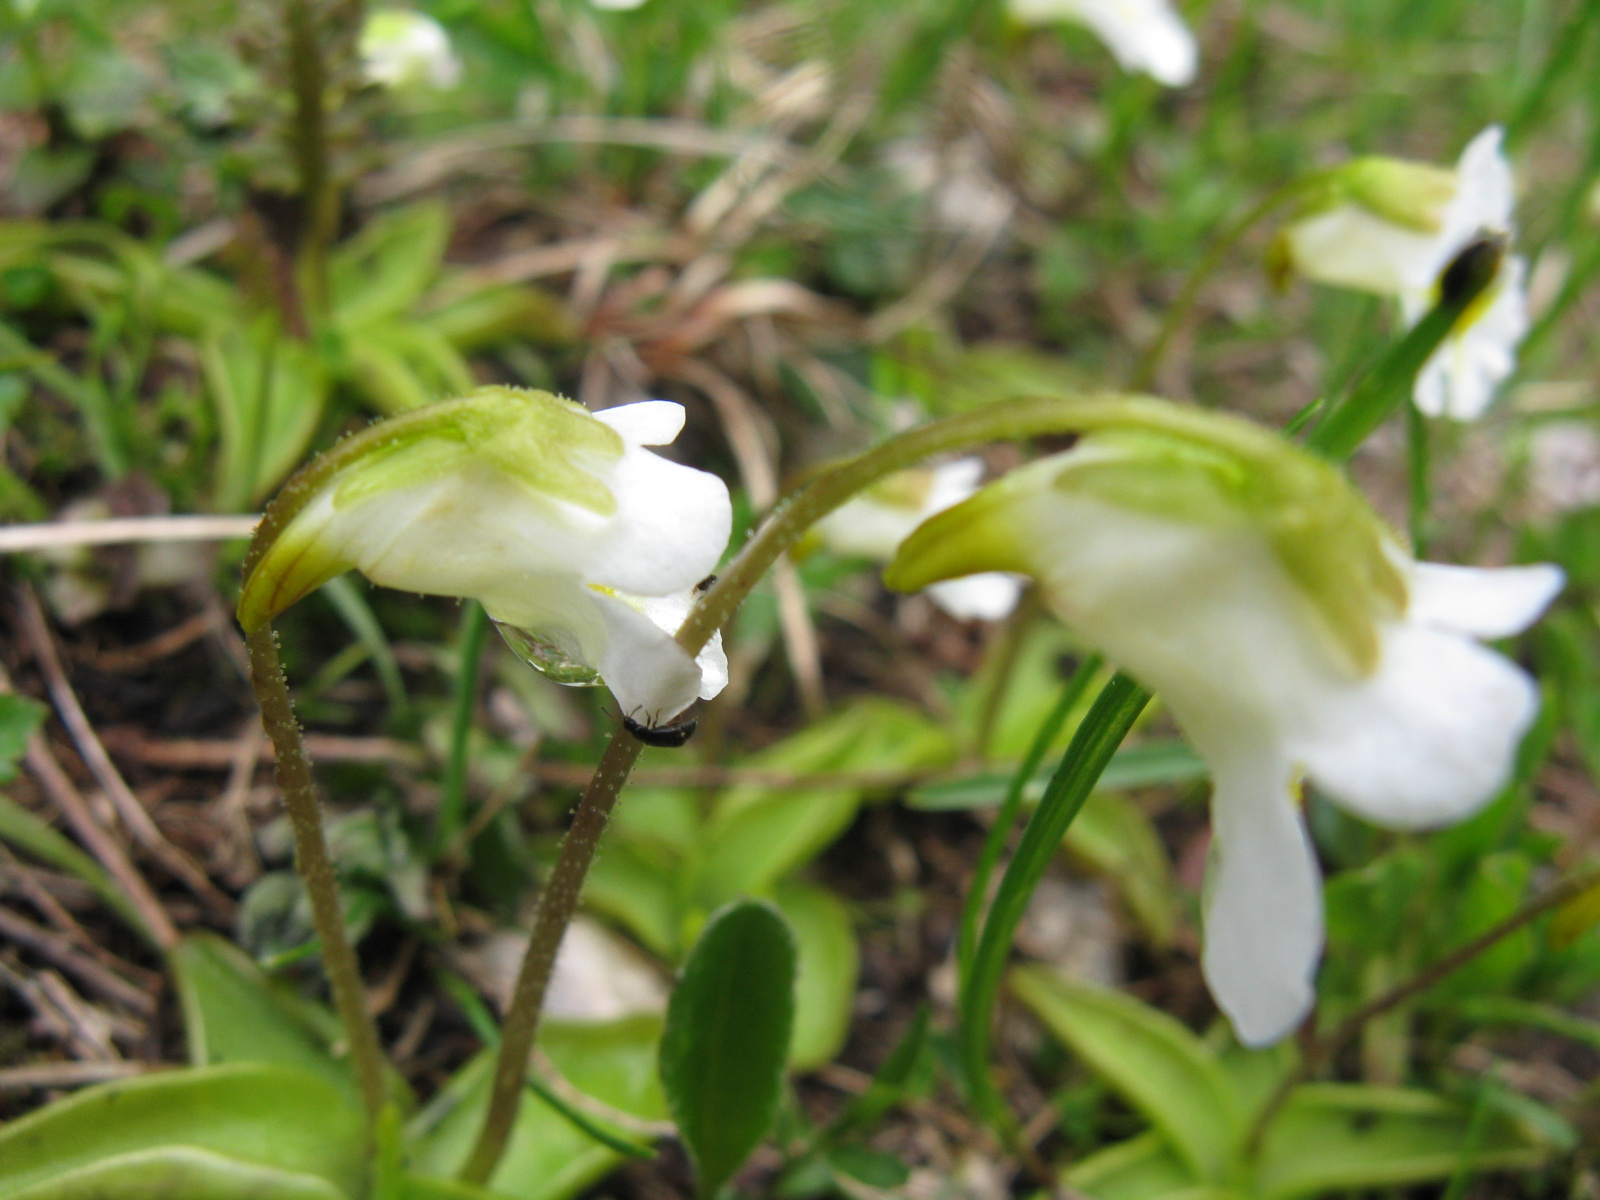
[772,881,858,1070]
[0,1064,365,1199]
[1010,967,1242,1180]
[1254,1084,1548,1200]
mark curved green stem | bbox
[246,624,387,1140]
[1129,176,1323,391]
[956,654,1102,987]
[678,392,1238,660]
[957,673,1150,1133]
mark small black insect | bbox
[695,574,718,593]
[623,713,699,748]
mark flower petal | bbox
[1284,204,1439,297]
[594,400,688,446]
[1011,0,1198,85]
[1200,748,1322,1048]
[582,439,732,597]
[1407,561,1563,638]
[1412,255,1528,420]
[635,589,730,701]
[589,592,707,723]
[927,573,1025,621]
[1294,621,1540,829]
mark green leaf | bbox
[1063,1131,1200,1200]
[172,931,413,1110]
[331,205,451,330]
[1063,791,1178,947]
[821,1005,929,1142]
[772,881,858,1069]
[960,674,1149,1133]
[1010,967,1242,1181]
[0,1064,365,1199]
[1253,1084,1548,1200]
[408,1017,667,1200]
[692,699,953,908]
[659,900,798,1199]
[0,1146,348,1200]
[0,693,45,781]
[906,740,1206,810]
[582,838,683,958]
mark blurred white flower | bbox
[887,414,1562,1045]
[1008,0,1198,87]
[1283,127,1529,421]
[360,10,462,90]
[239,389,731,727]
[817,458,1024,622]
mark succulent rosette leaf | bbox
[239,387,731,725]
[885,409,1561,1045]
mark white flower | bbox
[239,388,731,726]
[360,10,462,90]
[817,458,1024,622]
[1008,0,1198,87]
[1283,127,1529,421]
[886,415,1562,1046]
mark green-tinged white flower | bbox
[886,413,1562,1045]
[1281,126,1528,421]
[1008,0,1198,86]
[239,388,731,726]
[360,10,462,90]
[816,458,1024,621]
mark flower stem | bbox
[245,624,386,1136]
[436,601,490,850]
[286,0,337,320]
[1243,862,1600,1155]
[1128,176,1319,391]
[459,729,645,1186]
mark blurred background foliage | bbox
[1,0,1599,1197]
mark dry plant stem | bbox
[245,623,386,1134]
[17,586,235,920]
[1245,863,1600,1153]
[460,730,645,1185]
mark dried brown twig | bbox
[16,585,235,923]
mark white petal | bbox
[1441,126,1515,249]
[1284,205,1440,297]
[634,588,730,701]
[1407,562,1563,638]
[927,573,1025,621]
[589,592,706,723]
[594,400,687,446]
[1412,255,1528,420]
[925,459,987,514]
[816,496,924,562]
[583,441,732,597]
[1293,620,1540,829]
[1200,749,1322,1048]
[1011,0,1198,85]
